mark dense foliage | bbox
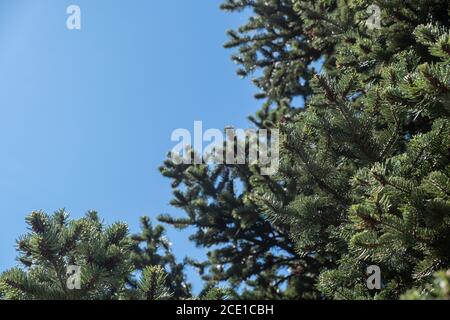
[1,0,449,300]
[159,0,450,299]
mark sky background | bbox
[0,0,259,292]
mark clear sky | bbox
[0,0,259,292]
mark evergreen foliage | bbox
[1,0,449,300]
[0,211,187,300]
[128,216,192,299]
[402,270,450,300]
[159,0,450,299]
[0,210,132,300]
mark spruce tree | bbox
[159,156,309,299]
[128,216,192,299]
[0,210,133,299]
[159,0,450,299]
[0,211,176,300]
[255,0,450,299]
[2,0,448,301]
[158,0,339,299]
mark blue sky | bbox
[0,0,259,292]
